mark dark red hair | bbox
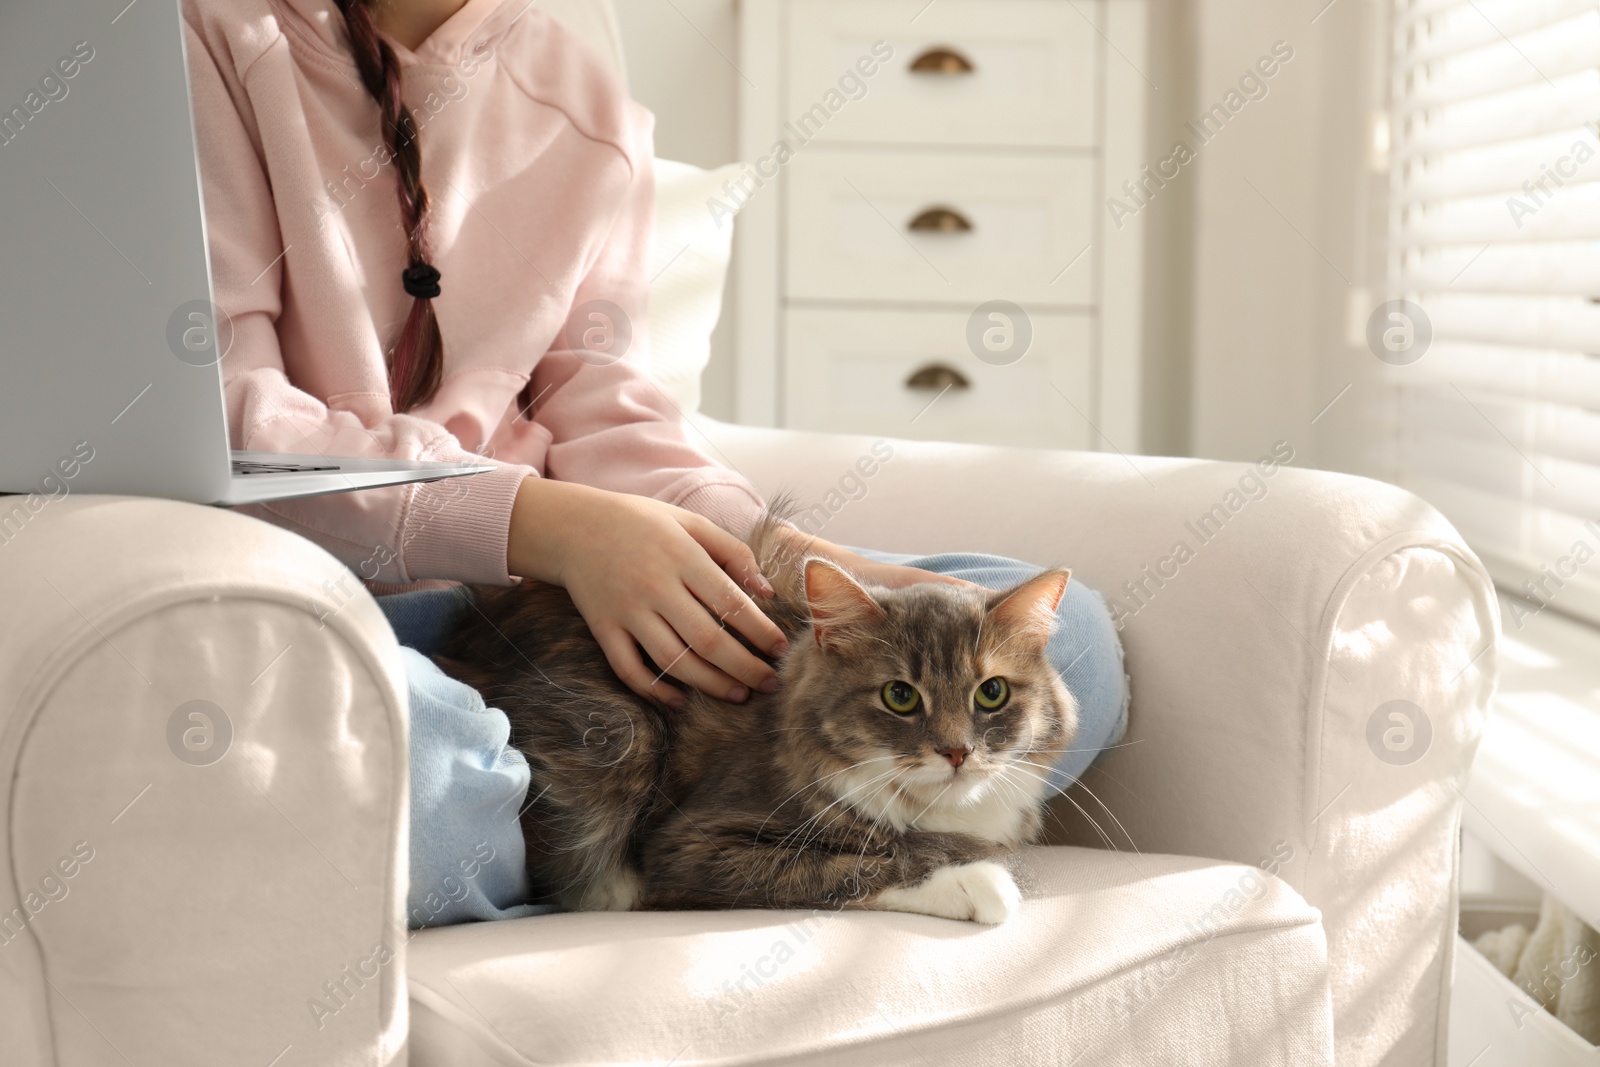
[336,0,444,413]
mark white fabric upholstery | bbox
[699,419,1501,1067]
[407,847,1333,1066]
[0,497,412,1067]
[0,424,1494,1065]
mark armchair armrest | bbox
[703,420,1499,1067]
[0,497,408,1067]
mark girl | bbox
[181,0,1128,925]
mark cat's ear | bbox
[804,557,886,653]
[988,569,1071,651]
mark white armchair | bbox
[0,2,1497,1064]
[0,430,1495,1066]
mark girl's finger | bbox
[635,613,754,703]
[682,569,790,670]
[593,622,688,709]
[683,515,776,599]
[679,548,788,658]
[658,593,778,693]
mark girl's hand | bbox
[507,478,788,709]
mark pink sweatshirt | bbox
[181,0,765,587]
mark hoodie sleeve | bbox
[185,13,533,586]
[526,101,768,539]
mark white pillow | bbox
[647,158,747,413]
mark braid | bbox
[336,0,444,413]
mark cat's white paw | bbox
[870,861,1021,924]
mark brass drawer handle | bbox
[910,47,975,75]
[906,364,971,390]
[907,206,973,233]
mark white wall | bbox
[1308,0,1393,485]
[613,0,743,420]
[1187,0,1328,462]
[1184,0,1382,470]
[1137,0,1198,457]
[613,0,740,167]
[615,0,1377,465]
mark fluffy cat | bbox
[435,515,1077,924]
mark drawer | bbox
[783,307,1094,449]
[782,0,1100,150]
[785,150,1096,306]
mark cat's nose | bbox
[938,747,971,768]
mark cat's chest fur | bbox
[822,760,1048,848]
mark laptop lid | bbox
[0,0,232,503]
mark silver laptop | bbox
[0,0,492,506]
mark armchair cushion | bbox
[407,846,1332,1067]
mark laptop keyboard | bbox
[232,459,342,476]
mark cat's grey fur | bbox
[435,512,1077,923]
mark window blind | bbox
[1389,0,1600,627]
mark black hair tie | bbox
[402,262,442,300]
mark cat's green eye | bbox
[975,677,1010,711]
[881,680,922,714]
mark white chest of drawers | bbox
[732,0,1149,453]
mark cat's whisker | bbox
[851,768,910,875]
[1023,737,1146,758]
[1001,761,1073,798]
[1003,765,1126,855]
[791,778,895,858]
[1086,760,1142,804]
[1055,789,1126,855]
[1006,757,1144,852]
[803,763,911,857]
[863,779,905,837]
[1063,778,1143,857]
[990,768,1032,812]
[992,764,1043,806]
[773,764,905,855]
[992,767,1094,844]
[754,756,901,843]
[905,779,954,829]
[999,763,1090,815]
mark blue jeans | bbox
[380,548,1129,928]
